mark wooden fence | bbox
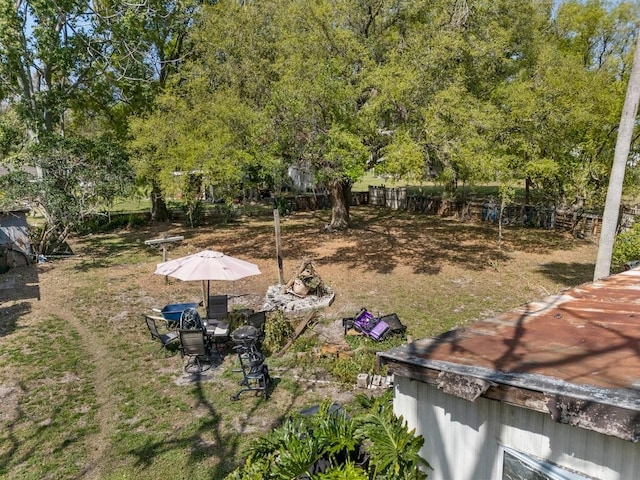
[105,186,640,242]
[367,185,608,240]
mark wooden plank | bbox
[274,310,317,357]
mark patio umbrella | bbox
[154,250,261,309]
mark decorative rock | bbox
[292,278,310,296]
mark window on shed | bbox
[501,447,594,480]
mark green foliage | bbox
[326,351,377,385]
[289,332,320,354]
[263,310,294,355]
[274,196,291,217]
[217,202,243,224]
[314,463,369,479]
[318,127,369,184]
[377,131,426,182]
[2,0,639,235]
[75,212,149,234]
[124,0,640,231]
[357,393,429,480]
[226,395,429,479]
[612,222,640,267]
[181,200,204,228]
[0,135,133,253]
[0,106,24,158]
[128,85,272,208]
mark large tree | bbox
[90,0,202,221]
[128,0,289,219]
[128,81,278,213]
[0,0,201,213]
[265,0,377,229]
[494,0,639,208]
[0,0,105,137]
[0,0,137,253]
[129,0,639,233]
[0,136,132,254]
[185,0,417,229]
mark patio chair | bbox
[178,329,213,373]
[247,311,266,332]
[246,311,267,347]
[144,314,179,354]
[179,307,205,330]
[207,295,229,321]
[231,343,271,400]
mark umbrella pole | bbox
[202,280,208,313]
[274,208,284,285]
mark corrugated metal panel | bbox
[381,269,640,392]
[396,377,640,480]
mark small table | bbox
[203,320,231,350]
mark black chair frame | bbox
[144,314,179,355]
[179,329,213,373]
[207,295,228,321]
[180,307,230,352]
[231,343,271,400]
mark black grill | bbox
[231,325,259,344]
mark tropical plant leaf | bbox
[356,396,429,480]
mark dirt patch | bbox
[0,383,22,422]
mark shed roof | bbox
[378,268,640,441]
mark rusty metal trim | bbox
[436,371,494,401]
[382,356,640,441]
[547,395,640,442]
[377,352,640,412]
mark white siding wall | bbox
[393,376,640,480]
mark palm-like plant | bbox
[313,462,369,479]
[313,403,359,467]
[356,396,430,480]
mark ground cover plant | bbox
[0,206,597,479]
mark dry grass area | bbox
[0,206,597,479]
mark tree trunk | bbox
[150,180,169,222]
[326,179,351,231]
[594,31,640,281]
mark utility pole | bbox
[594,31,640,281]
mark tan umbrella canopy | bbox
[154,250,261,308]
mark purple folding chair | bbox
[353,308,390,341]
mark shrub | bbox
[225,392,429,480]
[74,212,149,234]
[181,199,204,228]
[325,351,376,385]
[612,222,640,267]
[263,309,294,355]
